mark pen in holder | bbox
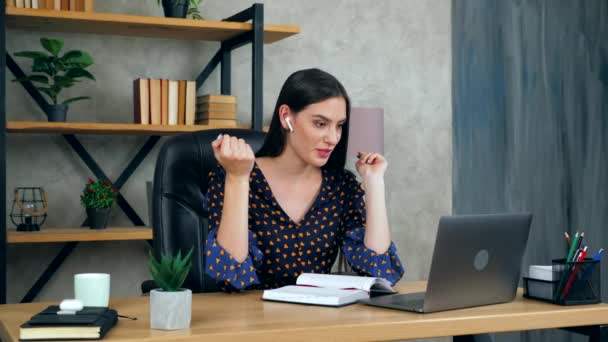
[523,258,600,305]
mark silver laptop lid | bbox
[423,213,532,313]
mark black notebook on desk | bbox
[19,306,118,341]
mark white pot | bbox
[150,288,192,330]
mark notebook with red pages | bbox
[262,273,396,307]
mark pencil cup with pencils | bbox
[523,258,600,305]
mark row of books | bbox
[7,0,94,11]
[133,78,238,126]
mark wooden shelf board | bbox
[6,120,252,135]
[7,227,152,243]
[6,8,300,43]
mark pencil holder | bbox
[523,258,600,305]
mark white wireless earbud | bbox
[285,117,294,132]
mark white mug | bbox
[74,273,110,307]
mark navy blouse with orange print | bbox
[204,163,404,291]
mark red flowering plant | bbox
[80,178,118,209]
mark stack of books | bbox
[196,95,238,127]
[7,0,95,11]
[133,78,197,126]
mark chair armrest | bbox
[141,279,158,295]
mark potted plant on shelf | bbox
[13,37,95,122]
[80,178,117,229]
[158,0,203,19]
[147,248,193,330]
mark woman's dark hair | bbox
[255,68,351,171]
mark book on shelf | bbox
[4,0,92,11]
[196,102,238,112]
[195,118,238,127]
[20,306,117,341]
[177,80,186,125]
[161,79,169,125]
[262,273,396,307]
[195,111,237,120]
[149,79,161,125]
[133,78,150,125]
[196,94,237,105]
[168,80,179,125]
[84,0,94,12]
[185,81,196,125]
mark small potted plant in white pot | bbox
[13,37,95,122]
[80,178,117,229]
[147,248,193,330]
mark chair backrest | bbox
[152,128,266,293]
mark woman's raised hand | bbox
[355,152,388,180]
[211,134,255,177]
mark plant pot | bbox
[45,104,68,122]
[150,288,192,330]
[86,207,111,229]
[162,0,188,18]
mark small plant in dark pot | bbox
[13,37,95,122]
[80,178,117,229]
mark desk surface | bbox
[1,281,607,342]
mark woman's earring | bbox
[285,117,294,132]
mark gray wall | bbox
[453,1,608,341]
[6,0,451,321]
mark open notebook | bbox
[262,273,396,307]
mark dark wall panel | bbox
[453,1,608,340]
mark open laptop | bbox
[360,213,532,313]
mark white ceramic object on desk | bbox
[74,273,110,307]
[150,288,192,330]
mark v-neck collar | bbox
[253,162,327,226]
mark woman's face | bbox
[284,97,347,167]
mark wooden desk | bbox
[0,282,607,342]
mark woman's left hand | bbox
[355,152,387,180]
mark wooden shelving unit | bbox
[5,7,300,43]
[7,227,152,243]
[6,120,250,136]
[1,3,297,304]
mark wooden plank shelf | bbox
[6,120,251,136]
[7,227,152,243]
[5,7,300,43]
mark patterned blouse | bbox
[204,163,404,291]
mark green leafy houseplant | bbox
[187,0,203,20]
[80,178,117,209]
[13,38,95,105]
[148,248,193,292]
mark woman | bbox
[205,68,404,291]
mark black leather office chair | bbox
[143,129,267,294]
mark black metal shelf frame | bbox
[0,2,265,303]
